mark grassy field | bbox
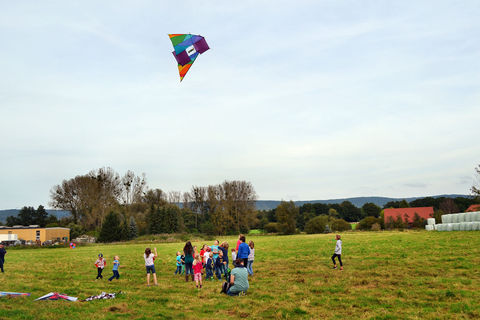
[1,231,480,319]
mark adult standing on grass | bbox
[0,244,6,273]
[223,259,249,296]
[332,234,343,270]
[237,235,250,268]
[144,247,158,286]
[184,241,194,282]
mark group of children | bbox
[91,234,343,290]
[94,254,120,281]
[172,235,256,289]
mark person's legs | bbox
[243,258,248,267]
[147,273,150,286]
[247,261,253,275]
[226,288,239,296]
[331,254,337,267]
[115,270,120,279]
[337,255,343,268]
[0,259,4,273]
[108,272,115,281]
[153,273,158,285]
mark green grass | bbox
[1,231,480,319]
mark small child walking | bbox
[332,234,343,270]
[95,253,106,280]
[180,253,186,275]
[108,256,120,281]
[193,254,203,289]
[175,251,182,275]
[231,248,237,262]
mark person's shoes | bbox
[333,265,337,269]
[340,267,343,270]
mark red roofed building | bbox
[466,204,480,212]
[384,207,434,224]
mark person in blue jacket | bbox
[236,235,250,268]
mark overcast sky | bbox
[1,1,479,209]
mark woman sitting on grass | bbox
[223,259,249,296]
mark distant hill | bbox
[0,209,71,224]
[0,194,471,223]
[255,194,471,210]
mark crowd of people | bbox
[172,234,255,295]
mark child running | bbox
[332,234,343,270]
[192,254,203,289]
[175,251,182,275]
[144,247,158,286]
[108,256,120,281]
[94,253,106,280]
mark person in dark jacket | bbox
[0,244,6,273]
[236,235,250,267]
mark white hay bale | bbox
[441,215,449,224]
[458,213,466,223]
[453,223,460,231]
[427,218,435,225]
[466,222,473,231]
[466,213,473,222]
[447,223,453,231]
[451,214,459,223]
[433,224,438,230]
[460,222,466,231]
[473,222,480,231]
[438,224,445,231]
[473,212,480,222]
[425,225,434,231]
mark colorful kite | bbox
[35,292,78,302]
[0,292,31,297]
[169,34,210,81]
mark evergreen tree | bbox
[129,216,138,239]
[98,211,123,242]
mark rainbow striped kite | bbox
[169,34,210,81]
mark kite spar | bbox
[169,34,210,81]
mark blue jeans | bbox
[108,270,119,281]
[206,268,213,279]
[215,265,223,279]
[185,263,193,275]
[174,265,182,274]
[227,288,246,296]
[246,260,254,275]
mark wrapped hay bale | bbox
[425,225,434,231]
[473,222,480,231]
[438,224,445,231]
[433,224,438,230]
[460,222,466,231]
[458,213,466,223]
[466,213,473,222]
[466,222,473,231]
[447,223,453,231]
[427,218,435,225]
[474,212,480,222]
[451,214,459,223]
[442,215,451,224]
[453,223,460,231]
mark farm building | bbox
[384,207,434,224]
[466,204,480,212]
[0,226,70,243]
